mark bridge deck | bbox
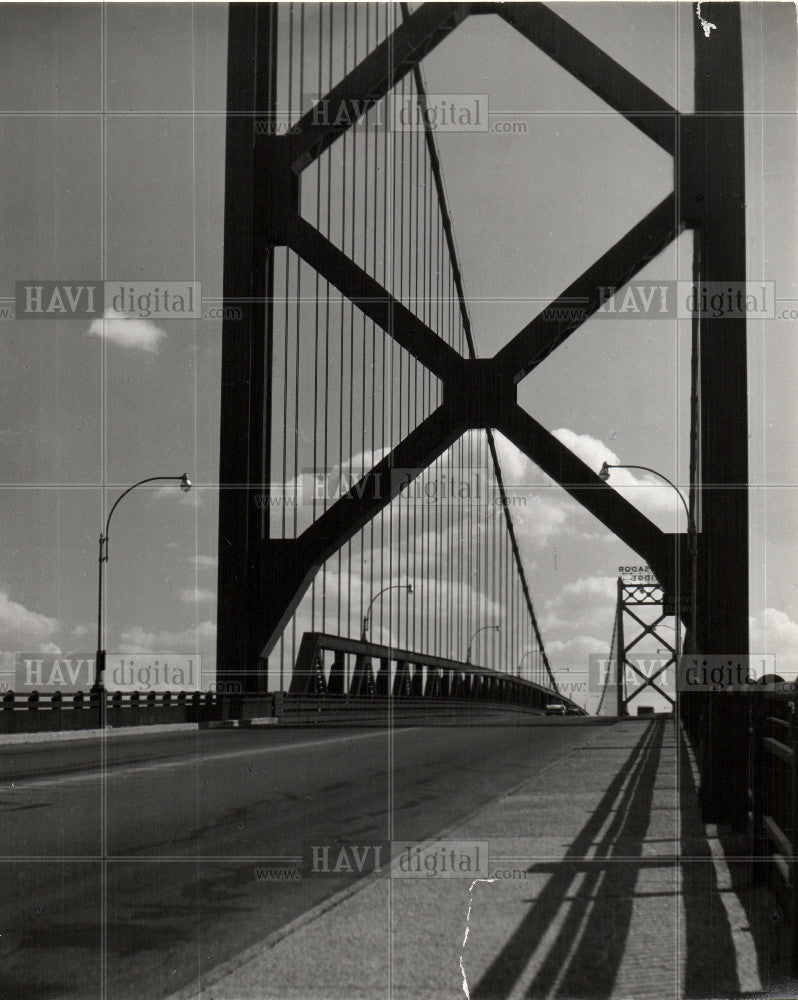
[168,717,795,1000]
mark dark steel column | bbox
[217,4,276,694]
[616,578,626,718]
[691,3,749,824]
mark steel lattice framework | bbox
[613,579,678,715]
[217,2,748,818]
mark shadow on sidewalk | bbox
[677,723,740,998]
[682,724,798,998]
[472,718,667,1000]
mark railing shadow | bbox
[472,718,666,1000]
[677,722,740,998]
[680,704,798,997]
[712,824,798,997]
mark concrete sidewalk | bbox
[169,717,794,1000]
[0,722,200,745]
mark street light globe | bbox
[406,582,414,595]
[180,473,192,493]
[598,462,611,482]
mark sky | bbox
[0,2,795,711]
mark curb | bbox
[0,722,199,746]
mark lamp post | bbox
[466,624,501,666]
[94,473,191,693]
[599,460,697,658]
[518,648,538,682]
[361,582,413,643]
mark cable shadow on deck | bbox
[472,718,666,1000]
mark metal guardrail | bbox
[0,689,225,734]
[0,685,579,735]
[0,632,586,735]
[749,691,797,972]
[287,632,585,714]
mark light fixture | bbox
[94,471,193,694]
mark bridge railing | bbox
[748,690,798,971]
[0,689,225,735]
[0,632,586,734]
[287,632,584,714]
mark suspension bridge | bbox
[2,5,795,1000]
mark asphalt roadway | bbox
[0,721,595,1000]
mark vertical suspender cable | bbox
[290,4,305,670]
[321,4,333,633]
[311,7,322,630]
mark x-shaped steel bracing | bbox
[256,1,690,656]
[617,583,677,707]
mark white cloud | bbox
[492,432,539,486]
[191,554,217,568]
[0,591,60,652]
[87,307,165,352]
[750,607,798,677]
[552,428,618,474]
[543,575,617,634]
[512,494,569,544]
[118,620,216,655]
[180,587,216,604]
[553,427,686,531]
[561,576,617,600]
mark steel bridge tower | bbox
[217,3,748,821]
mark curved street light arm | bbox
[466,623,501,664]
[518,646,539,680]
[601,463,695,552]
[361,582,413,641]
[104,474,188,543]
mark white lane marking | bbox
[1,728,416,792]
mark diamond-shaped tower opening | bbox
[416,12,674,356]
